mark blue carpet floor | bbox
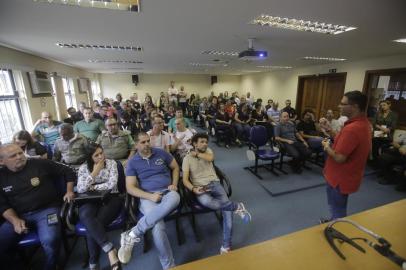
[64,140,406,270]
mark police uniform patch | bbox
[31,177,40,187]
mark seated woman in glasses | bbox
[76,144,122,270]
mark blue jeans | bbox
[130,190,180,270]
[0,207,61,270]
[196,181,238,249]
[78,196,122,266]
[233,123,251,141]
[326,184,349,220]
[307,137,323,152]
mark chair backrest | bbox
[249,125,268,147]
[116,160,126,193]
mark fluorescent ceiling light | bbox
[393,38,406,43]
[190,63,228,67]
[301,56,346,61]
[88,60,143,64]
[201,50,239,56]
[257,65,292,69]
[250,14,356,35]
[56,43,143,51]
[33,0,140,12]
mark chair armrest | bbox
[215,165,232,197]
[125,193,138,224]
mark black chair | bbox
[244,125,281,179]
[181,165,232,242]
[126,182,185,253]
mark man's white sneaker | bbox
[235,202,252,223]
[118,230,140,264]
[220,246,231,254]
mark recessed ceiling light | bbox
[250,14,356,35]
[301,56,346,61]
[56,43,143,51]
[33,0,140,12]
[88,60,143,64]
[393,38,406,43]
[201,50,239,56]
[257,65,292,69]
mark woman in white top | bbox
[77,145,122,270]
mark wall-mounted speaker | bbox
[132,74,139,85]
[211,75,218,85]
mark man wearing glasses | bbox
[321,91,371,222]
[96,118,136,164]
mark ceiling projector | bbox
[238,38,268,60]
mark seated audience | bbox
[233,103,251,142]
[13,130,47,159]
[206,97,219,135]
[171,118,196,160]
[266,102,280,123]
[147,115,171,152]
[140,106,153,132]
[94,105,110,122]
[251,103,274,139]
[372,100,398,160]
[215,103,239,148]
[281,99,297,120]
[265,99,273,111]
[275,112,311,173]
[73,101,87,122]
[76,145,122,270]
[0,143,75,269]
[96,118,135,163]
[168,107,191,133]
[163,105,175,126]
[182,133,251,254]
[118,133,180,269]
[198,97,209,127]
[64,107,78,125]
[119,112,139,138]
[53,123,88,167]
[297,109,324,152]
[32,111,62,148]
[74,107,105,142]
[376,131,406,185]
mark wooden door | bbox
[296,73,346,120]
[319,74,347,119]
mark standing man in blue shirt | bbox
[118,132,180,269]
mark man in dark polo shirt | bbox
[321,91,371,220]
[275,112,311,173]
[0,143,75,269]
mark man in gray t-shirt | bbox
[182,133,251,254]
[275,112,311,173]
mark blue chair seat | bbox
[257,149,279,160]
[18,232,41,247]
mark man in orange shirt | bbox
[321,91,371,220]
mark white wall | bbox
[99,73,241,102]
[241,54,406,107]
[0,45,94,123]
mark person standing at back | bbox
[321,90,371,221]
